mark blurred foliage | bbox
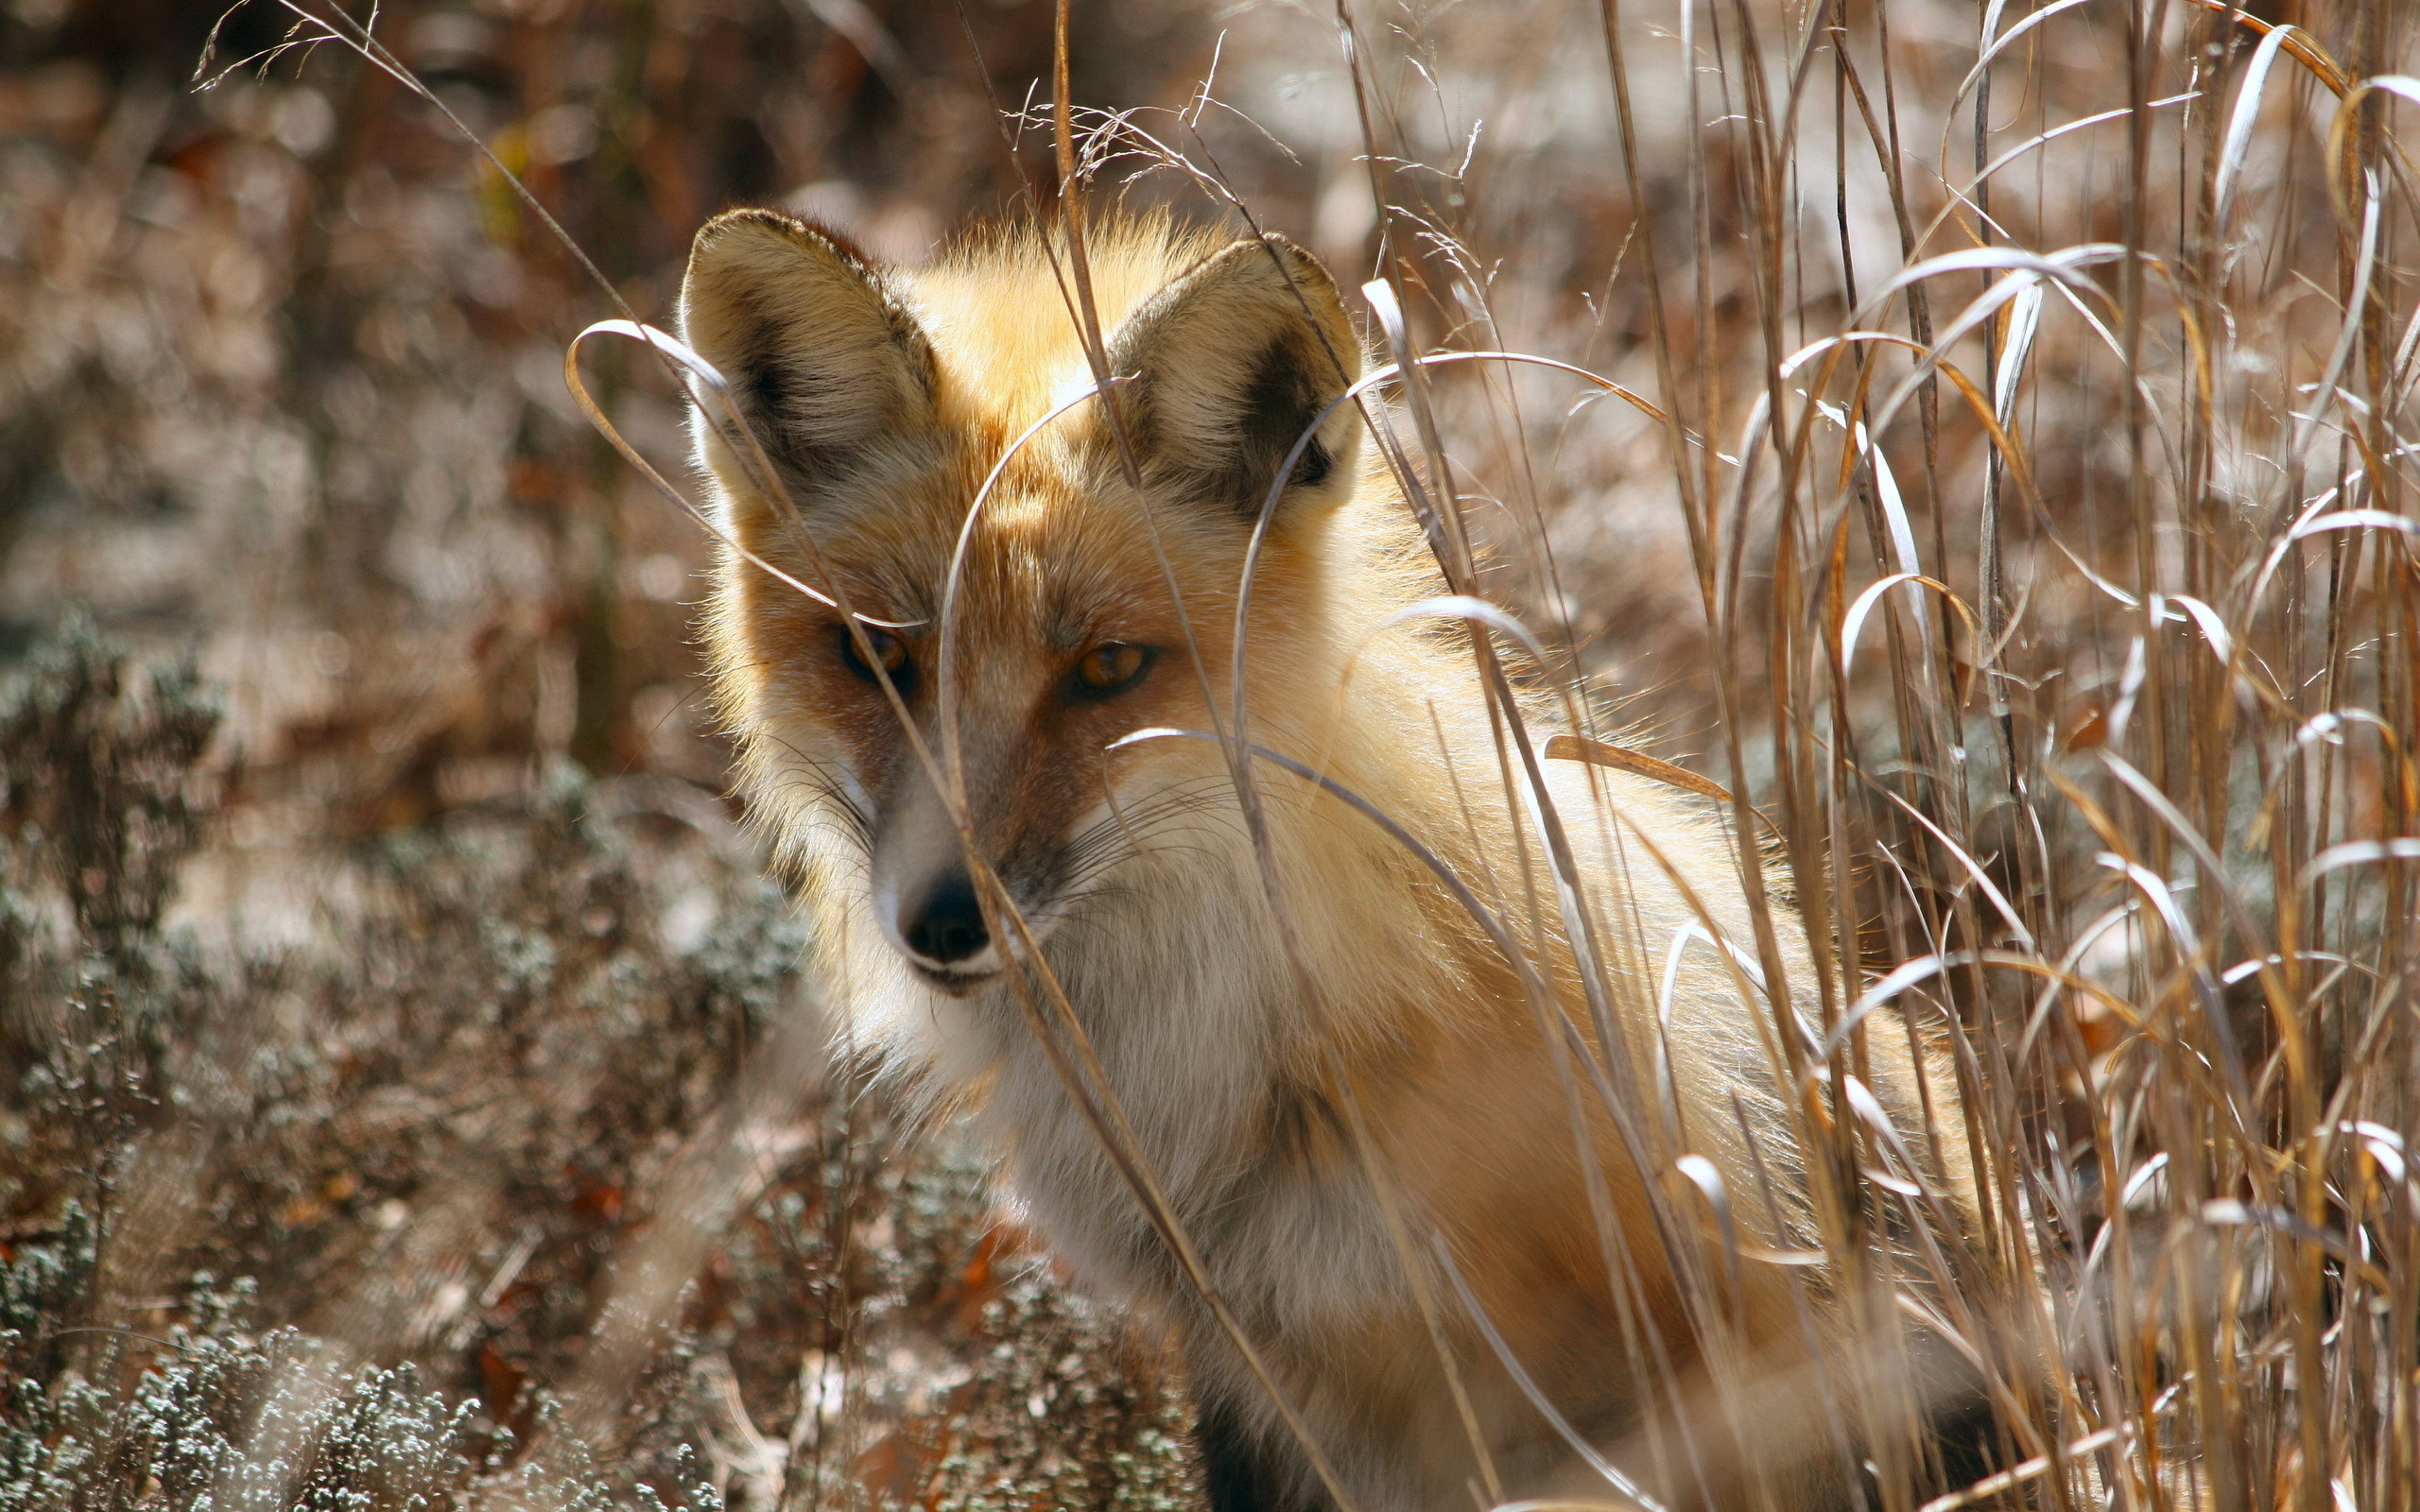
[0,624,1199,1507]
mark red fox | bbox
[678,208,1980,1510]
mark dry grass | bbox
[3,0,2417,1508]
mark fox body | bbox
[679,210,1976,1511]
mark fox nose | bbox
[902,872,990,967]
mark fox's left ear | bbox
[1106,234,1363,520]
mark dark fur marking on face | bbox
[995,831,1073,925]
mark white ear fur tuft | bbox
[1107,234,1363,518]
[678,209,935,503]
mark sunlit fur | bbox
[682,208,1976,1511]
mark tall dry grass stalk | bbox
[1267,3,2419,1507]
[167,1,2420,1507]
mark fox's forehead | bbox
[898,223,1229,433]
[826,471,1212,649]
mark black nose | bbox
[904,872,990,965]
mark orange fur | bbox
[680,208,1976,1511]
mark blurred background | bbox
[0,4,1279,1505]
[4,0,2413,1507]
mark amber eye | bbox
[1071,643,1154,699]
[839,626,913,692]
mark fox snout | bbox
[865,773,1047,990]
[847,628,1192,991]
[897,870,989,968]
[872,811,1010,987]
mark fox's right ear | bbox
[1107,234,1363,522]
[679,209,936,518]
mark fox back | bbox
[679,209,1979,1511]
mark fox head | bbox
[680,211,1369,996]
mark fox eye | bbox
[839,626,913,691]
[1071,643,1154,699]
